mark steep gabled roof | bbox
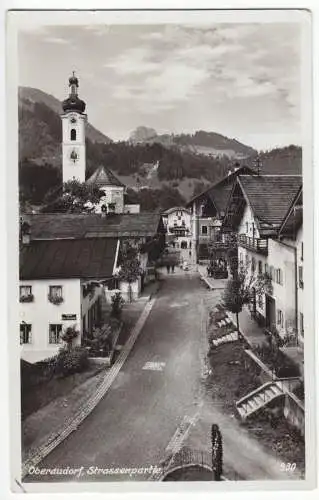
[185,166,253,211]
[20,237,118,280]
[27,213,164,240]
[238,175,302,228]
[279,187,303,238]
[86,165,125,188]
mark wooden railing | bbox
[238,234,268,255]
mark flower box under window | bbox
[20,286,33,303]
[20,294,34,303]
[48,294,64,305]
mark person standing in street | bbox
[166,263,170,274]
[171,263,175,273]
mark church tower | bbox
[61,73,87,184]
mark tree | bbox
[222,262,272,337]
[41,180,105,213]
[211,424,223,481]
[116,243,143,302]
[61,325,79,351]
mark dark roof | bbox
[239,175,302,229]
[20,238,118,280]
[86,166,125,188]
[28,213,163,240]
[186,166,253,210]
[279,188,303,238]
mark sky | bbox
[18,22,302,151]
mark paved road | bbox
[25,272,301,483]
[25,272,209,482]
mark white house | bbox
[162,207,192,261]
[20,236,120,363]
[223,174,303,345]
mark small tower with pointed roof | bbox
[61,72,87,184]
[86,165,125,214]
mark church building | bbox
[61,73,139,215]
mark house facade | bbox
[20,237,119,363]
[223,174,303,345]
[162,207,192,262]
[186,166,253,262]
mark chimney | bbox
[21,221,31,245]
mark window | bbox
[275,268,283,285]
[258,261,263,275]
[49,285,63,298]
[20,285,33,302]
[301,242,304,261]
[265,263,269,275]
[20,323,32,344]
[201,225,208,235]
[49,324,62,344]
[178,216,181,220]
[299,266,303,288]
[300,313,304,338]
[245,254,249,267]
[70,128,76,141]
[252,258,256,272]
[277,309,283,327]
[269,265,274,280]
[239,252,243,264]
[181,241,187,249]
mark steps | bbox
[236,381,284,420]
[211,331,238,346]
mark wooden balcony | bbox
[238,234,268,255]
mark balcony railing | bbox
[238,234,268,255]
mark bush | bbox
[111,292,125,319]
[55,346,89,377]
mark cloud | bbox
[104,47,158,75]
[43,36,71,45]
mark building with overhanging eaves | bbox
[185,166,253,262]
[19,237,119,363]
[19,212,166,362]
[222,174,303,346]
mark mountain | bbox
[128,127,256,159]
[18,87,302,210]
[19,86,112,167]
[247,146,302,175]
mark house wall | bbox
[284,226,304,344]
[20,279,82,363]
[124,204,140,214]
[95,186,125,214]
[238,204,261,239]
[80,282,104,335]
[268,239,296,337]
[165,209,191,235]
[238,246,268,318]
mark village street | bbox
[25,271,298,482]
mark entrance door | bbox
[265,294,276,330]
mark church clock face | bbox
[70,149,79,163]
[70,116,77,124]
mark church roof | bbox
[86,166,125,188]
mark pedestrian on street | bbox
[171,264,175,273]
[166,264,170,274]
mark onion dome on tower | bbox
[62,72,86,113]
